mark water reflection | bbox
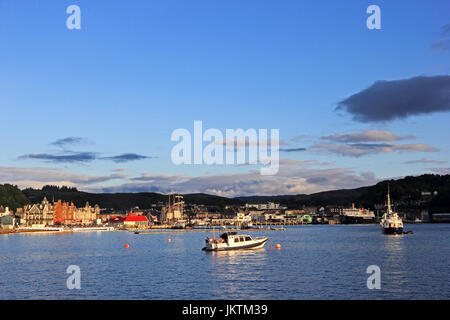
[381,233,411,297]
[382,234,406,265]
[204,249,271,298]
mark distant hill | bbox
[238,174,450,213]
[3,174,449,214]
[357,175,450,213]
[0,184,30,210]
[237,186,371,208]
[21,186,243,212]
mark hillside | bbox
[21,186,243,212]
[238,174,450,213]
[237,186,371,208]
[0,184,30,210]
[1,174,448,213]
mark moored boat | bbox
[380,186,403,234]
[202,231,269,251]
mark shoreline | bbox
[1,221,444,236]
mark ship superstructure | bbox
[380,186,404,234]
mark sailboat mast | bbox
[168,193,171,223]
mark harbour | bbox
[1,0,449,307]
[1,223,449,300]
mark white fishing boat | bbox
[202,231,269,251]
[380,186,404,235]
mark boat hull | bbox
[341,216,375,224]
[203,238,268,251]
[382,227,403,234]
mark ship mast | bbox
[386,184,392,215]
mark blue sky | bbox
[0,0,449,196]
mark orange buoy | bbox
[269,246,273,249]
[168,238,172,242]
[124,244,129,248]
[275,244,281,249]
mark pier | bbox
[133,227,280,235]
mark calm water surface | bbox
[1,224,449,299]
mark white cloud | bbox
[86,159,379,197]
[0,166,127,189]
[310,142,438,157]
[321,130,414,143]
[405,159,447,165]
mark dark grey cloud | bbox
[19,152,152,163]
[24,138,153,163]
[50,137,91,148]
[336,76,450,122]
[279,147,306,152]
[19,152,97,163]
[99,153,153,163]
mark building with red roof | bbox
[124,212,148,228]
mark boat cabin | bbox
[220,232,252,244]
[203,231,269,251]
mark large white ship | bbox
[380,187,404,234]
[341,204,375,224]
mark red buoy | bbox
[124,244,129,248]
[275,244,281,249]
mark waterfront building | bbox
[235,212,252,224]
[13,198,101,227]
[254,212,285,223]
[20,197,54,227]
[190,206,209,219]
[303,207,319,214]
[124,212,148,228]
[53,200,75,225]
[0,206,10,217]
[249,210,264,222]
[245,202,280,210]
[285,209,305,215]
[74,202,100,225]
[98,213,120,223]
[0,215,19,229]
[269,213,285,223]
